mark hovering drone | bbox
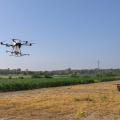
[0,39,34,57]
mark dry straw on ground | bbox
[0,80,120,120]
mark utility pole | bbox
[97,60,103,81]
[97,60,100,80]
[97,60,100,70]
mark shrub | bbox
[18,76,24,79]
[71,73,80,78]
[31,74,42,78]
[44,74,53,78]
[8,76,12,79]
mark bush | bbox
[8,76,12,79]
[18,76,24,79]
[71,73,80,78]
[44,74,53,78]
[31,74,43,78]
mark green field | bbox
[0,75,120,92]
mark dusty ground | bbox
[0,81,120,120]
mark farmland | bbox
[0,69,120,120]
[0,76,95,91]
[0,68,120,91]
[0,80,120,120]
[0,75,119,92]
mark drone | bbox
[0,39,34,57]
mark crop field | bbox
[0,76,96,92]
[0,80,120,120]
[0,75,119,92]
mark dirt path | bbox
[0,80,120,120]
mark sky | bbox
[0,0,120,70]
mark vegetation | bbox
[0,68,119,91]
[0,75,119,91]
[0,77,94,91]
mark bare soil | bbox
[0,80,120,120]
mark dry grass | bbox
[0,80,119,120]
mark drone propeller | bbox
[22,42,35,46]
[0,41,5,45]
[12,39,23,43]
[12,39,17,43]
[29,43,35,46]
[23,41,28,44]
[0,42,3,45]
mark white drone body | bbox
[1,39,34,57]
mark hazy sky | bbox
[0,0,120,70]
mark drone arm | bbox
[21,43,34,46]
[1,42,13,47]
[6,44,13,47]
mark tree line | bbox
[0,68,120,77]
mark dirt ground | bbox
[0,80,120,120]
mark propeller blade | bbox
[22,41,28,44]
[12,39,17,43]
[12,39,22,43]
[25,41,28,44]
[0,41,6,45]
[29,43,35,46]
